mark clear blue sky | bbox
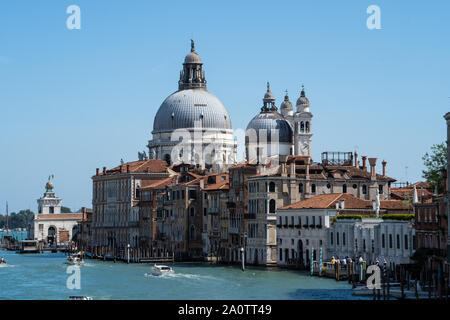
[0,0,449,213]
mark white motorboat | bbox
[151,264,173,276]
[69,296,92,300]
[0,257,6,265]
[66,252,84,265]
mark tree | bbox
[422,142,447,194]
[61,206,72,213]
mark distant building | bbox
[29,179,83,245]
[445,112,450,263]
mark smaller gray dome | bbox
[184,51,202,64]
[246,111,293,143]
[280,92,293,111]
[296,88,310,106]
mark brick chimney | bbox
[442,168,447,193]
[305,157,311,180]
[340,199,345,209]
[354,151,359,167]
[382,160,387,176]
[368,158,377,179]
[96,168,99,176]
[362,156,367,171]
[289,161,295,177]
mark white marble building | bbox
[30,179,82,245]
[147,40,237,172]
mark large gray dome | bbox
[246,111,293,143]
[153,89,232,132]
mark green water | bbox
[0,249,370,300]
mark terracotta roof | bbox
[98,159,168,176]
[36,214,83,220]
[138,177,174,190]
[203,178,229,191]
[278,193,410,211]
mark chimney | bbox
[442,168,447,193]
[372,200,376,211]
[368,158,377,179]
[96,168,99,176]
[200,179,205,189]
[382,160,387,176]
[340,199,345,209]
[361,156,367,171]
[289,162,295,177]
[126,164,130,173]
[335,201,339,210]
[354,151,359,167]
[305,157,311,179]
[103,167,106,174]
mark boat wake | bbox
[144,272,217,281]
[0,264,16,268]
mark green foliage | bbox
[336,215,372,220]
[381,214,414,221]
[422,142,447,194]
[61,206,72,213]
[0,209,34,229]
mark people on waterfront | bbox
[331,256,335,264]
[342,257,347,265]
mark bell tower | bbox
[294,85,313,156]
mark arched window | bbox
[279,248,283,261]
[299,183,303,193]
[379,184,384,194]
[269,182,276,192]
[305,121,310,133]
[404,235,408,250]
[342,184,347,193]
[382,234,385,248]
[269,199,276,213]
[300,121,305,133]
[343,232,346,246]
[311,184,316,194]
[389,234,393,248]
[331,232,334,245]
[336,232,340,245]
[397,234,400,249]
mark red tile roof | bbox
[98,159,168,176]
[36,214,83,220]
[278,193,411,211]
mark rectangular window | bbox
[382,234,385,248]
[404,235,408,250]
[397,234,400,249]
[336,232,340,245]
[389,234,393,248]
[331,232,334,245]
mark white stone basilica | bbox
[147,40,237,172]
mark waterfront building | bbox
[30,179,83,245]
[414,189,447,258]
[201,173,229,260]
[445,112,450,263]
[91,159,170,250]
[276,192,413,268]
[147,40,237,172]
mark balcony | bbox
[128,221,139,227]
[288,224,294,228]
[295,224,301,229]
[276,224,282,228]
[309,224,316,229]
[303,224,309,229]
[283,224,288,228]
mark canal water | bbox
[0,250,370,300]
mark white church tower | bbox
[294,86,313,156]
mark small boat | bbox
[69,296,92,300]
[0,257,6,265]
[151,264,173,276]
[66,252,84,265]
